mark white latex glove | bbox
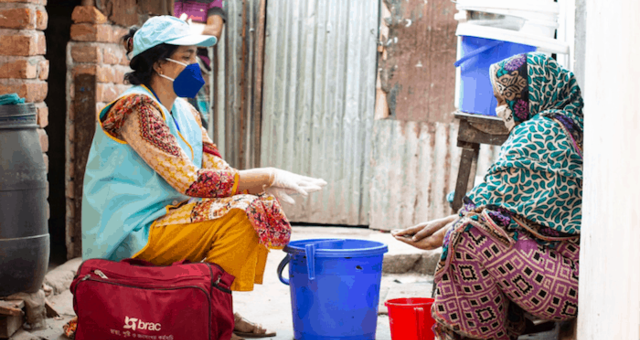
[265,168,327,204]
[265,187,300,205]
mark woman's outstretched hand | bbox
[392,215,458,250]
[266,168,327,204]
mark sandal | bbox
[231,334,245,340]
[233,313,277,338]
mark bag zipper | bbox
[75,261,231,294]
[205,263,232,294]
[89,269,206,283]
[75,275,212,340]
[77,273,212,295]
[85,271,209,290]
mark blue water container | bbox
[278,239,388,340]
[455,35,536,116]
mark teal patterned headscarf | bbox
[468,53,584,234]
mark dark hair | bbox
[121,27,180,86]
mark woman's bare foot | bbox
[231,333,245,340]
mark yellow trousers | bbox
[134,209,268,292]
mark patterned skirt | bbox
[432,207,580,340]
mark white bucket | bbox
[456,23,569,54]
[456,0,558,16]
[456,0,559,39]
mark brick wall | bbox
[65,5,130,258]
[64,2,173,258]
[0,0,49,217]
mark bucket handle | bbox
[305,243,316,281]
[454,40,504,68]
[415,307,426,339]
[303,239,345,281]
[278,239,347,284]
[277,254,291,285]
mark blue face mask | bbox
[159,58,205,98]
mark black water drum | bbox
[0,103,49,296]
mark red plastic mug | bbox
[385,297,436,340]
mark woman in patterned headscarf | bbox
[393,53,583,340]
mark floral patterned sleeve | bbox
[104,94,239,198]
[185,106,235,171]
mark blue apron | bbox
[82,85,203,260]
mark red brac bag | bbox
[70,258,235,340]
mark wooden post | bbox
[71,74,97,258]
[251,0,267,168]
[452,142,479,212]
[450,112,509,212]
[238,0,248,169]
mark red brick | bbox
[102,45,122,65]
[97,83,117,102]
[108,0,137,27]
[71,6,107,24]
[98,24,113,42]
[37,128,48,152]
[103,66,127,84]
[0,32,44,56]
[36,103,48,128]
[70,23,111,42]
[97,65,115,83]
[27,81,47,102]
[36,8,47,30]
[0,57,37,78]
[0,34,33,56]
[0,79,47,102]
[111,26,129,43]
[36,32,45,54]
[73,64,97,76]
[117,45,131,66]
[114,67,126,84]
[70,23,97,41]
[38,59,48,80]
[0,7,35,29]
[71,44,100,63]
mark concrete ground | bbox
[9,227,438,340]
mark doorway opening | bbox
[45,0,81,266]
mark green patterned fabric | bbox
[468,53,584,234]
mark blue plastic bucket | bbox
[455,35,536,116]
[278,239,388,340]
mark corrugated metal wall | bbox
[213,0,265,169]
[213,0,503,229]
[369,119,499,231]
[259,0,380,225]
